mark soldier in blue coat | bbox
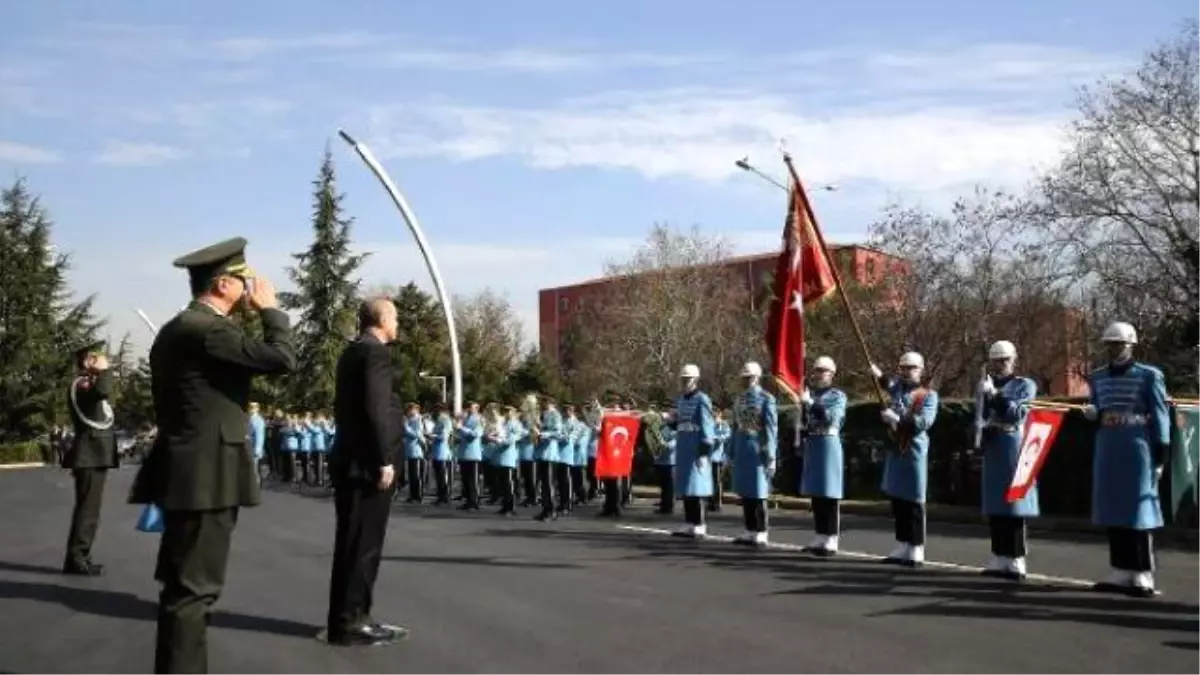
[668,363,717,538]
[708,409,731,512]
[1084,322,1170,598]
[497,406,524,515]
[402,403,426,503]
[557,406,580,516]
[534,399,563,522]
[729,362,778,546]
[585,400,602,502]
[976,340,1039,580]
[871,351,939,567]
[517,394,538,507]
[655,413,678,514]
[573,412,591,506]
[456,402,484,511]
[799,356,847,556]
[428,403,454,505]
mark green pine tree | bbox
[0,179,103,441]
[387,282,450,408]
[280,147,368,412]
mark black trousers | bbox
[431,460,450,502]
[601,478,623,515]
[481,463,496,501]
[812,497,840,536]
[519,461,537,504]
[64,468,108,568]
[988,515,1027,557]
[571,466,585,504]
[742,498,767,532]
[683,497,706,526]
[708,462,725,510]
[586,458,599,500]
[1108,527,1154,572]
[621,475,632,506]
[555,462,573,512]
[327,478,393,640]
[537,461,556,515]
[154,507,239,674]
[496,467,516,512]
[406,458,424,502]
[656,465,675,513]
[459,460,480,507]
[890,498,926,546]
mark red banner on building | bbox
[1006,407,1067,503]
[595,413,640,479]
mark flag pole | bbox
[781,153,889,410]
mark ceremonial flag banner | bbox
[1006,407,1066,503]
[596,413,640,479]
[1168,405,1199,522]
[765,183,837,398]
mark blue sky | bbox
[2,0,1194,354]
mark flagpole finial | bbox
[778,137,791,160]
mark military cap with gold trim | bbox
[172,237,256,291]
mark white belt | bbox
[806,429,837,437]
[1101,412,1147,427]
[984,422,1018,433]
[678,422,699,433]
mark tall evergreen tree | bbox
[386,282,450,407]
[0,179,102,441]
[280,148,368,411]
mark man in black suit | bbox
[326,297,408,647]
[62,339,119,576]
[129,237,296,674]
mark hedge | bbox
[0,440,47,465]
[634,396,1196,526]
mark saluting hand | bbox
[90,354,110,371]
[379,464,396,490]
[247,276,278,310]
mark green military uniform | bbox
[62,339,119,575]
[129,237,296,674]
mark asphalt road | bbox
[1,466,1195,673]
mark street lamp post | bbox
[734,156,838,194]
[419,371,448,404]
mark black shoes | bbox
[63,560,104,576]
[328,621,409,647]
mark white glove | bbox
[977,376,995,397]
[765,463,777,480]
[1081,404,1098,421]
[869,364,883,379]
[881,409,900,428]
[1154,466,1164,485]
[800,388,813,406]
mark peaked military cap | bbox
[172,237,256,289]
[74,339,106,362]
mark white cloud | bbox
[365,91,1070,191]
[0,140,62,163]
[93,141,186,166]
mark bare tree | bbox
[452,288,525,403]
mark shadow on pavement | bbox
[381,554,582,570]
[0,579,318,638]
[0,560,67,576]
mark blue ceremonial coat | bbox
[299,423,313,453]
[1090,362,1169,530]
[587,422,600,459]
[711,421,731,464]
[981,376,1039,517]
[431,415,453,461]
[311,421,328,454]
[560,418,579,466]
[283,424,299,452]
[672,389,717,497]
[880,380,939,504]
[516,419,535,462]
[535,409,563,463]
[576,424,591,466]
[457,414,483,462]
[800,387,847,500]
[248,414,266,460]
[403,415,424,460]
[497,420,522,468]
[656,426,677,466]
[731,386,778,500]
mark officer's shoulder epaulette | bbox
[1090,364,1108,376]
[1134,362,1165,379]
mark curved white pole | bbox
[135,308,158,335]
[337,129,464,417]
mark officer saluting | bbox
[129,237,296,674]
[62,339,119,576]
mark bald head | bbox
[359,296,398,342]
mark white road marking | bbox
[615,524,1099,589]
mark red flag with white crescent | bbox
[596,413,640,479]
[1006,408,1066,503]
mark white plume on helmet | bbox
[988,340,1016,360]
[1101,322,1138,345]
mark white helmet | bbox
[988,340,1016,360]
[679,363,700,378]
[1101,322,1138,345]
[899,351,924,369]
[740,361,763,378]
[812,356,837,373]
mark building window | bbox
[576,297,585,311]
[865,258,877,281]
[559,296,569,312]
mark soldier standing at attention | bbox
[129,237,296,674]
[729,362,777,546]
[667,364,717,538]
[62,339,119,576]
[798,356,848,556]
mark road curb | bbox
[0,462,48,471]
[629,484,1198,546]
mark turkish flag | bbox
[1006,408,1066,503]
[595,413,640,479]
[765,182,837,398]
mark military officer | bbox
[708,409,731,512]
[1084,322,1169,598]
[729,362,778,546]
[871,351,939,567]
[799,356,848,556]
[656,410,678,514]
[534,398,563,522]
[497,406,524,515]
[427,403,454,505]
[557,405,580,515]
[668,364,717,538]
[129,237,296,673]
[977,340,1039,580]
[402,403,425,503]
[62,339,119,576]
[455,402,484,511]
